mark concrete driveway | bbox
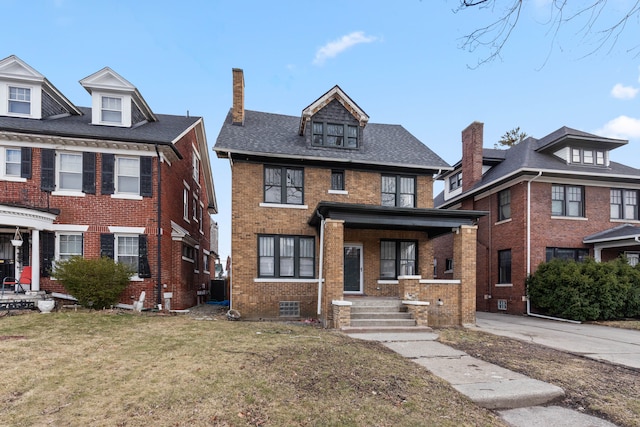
[474,312,640,370]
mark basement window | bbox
[497,299,507,311]
[279,301,300,317]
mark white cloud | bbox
[595,115,640,140]
[611,83,639,100]
[313,31,378,65]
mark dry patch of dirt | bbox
[437,328,640,427]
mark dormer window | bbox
[312,122,358,148]
[8,86,31,114]
[101,96,122,124]
[449,171,462,191]
[571,148,605,166]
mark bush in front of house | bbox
[526,257,640,321]
[54,256,134,309]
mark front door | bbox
[344,244,363,294]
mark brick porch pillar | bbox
[453,224,478,326]
[321,219,344,327]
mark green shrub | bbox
[54,256,134,309]
[527,257,640,321]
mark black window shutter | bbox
[40,149,55,192]
[101,154,115,195]
[138,234,151,278]
[140,156,153,197]
[41,231,55,277]
[100,233,115,259]
[21,147,32,179]
[20,233,30,266]
[82,152,96,194]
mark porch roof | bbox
[309,202,487,238]
[583,223,640,244]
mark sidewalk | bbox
[345,331,617,427]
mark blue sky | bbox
[3,0,640,262]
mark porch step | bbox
[342,325,433,334]
[344,297,424,331]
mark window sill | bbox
[495,218,512,225]
[111,194,143,201]
[52,190,85,197]
[0,176,27,183]
[182,256,194,263]
[495,283,513,287]
[377,279,399,285]
[611,218,640,224]
[551,216,587,221]
[259,203,308,210]
[328,190,348,195]
[254,278,318,283]
[444,270,453,274]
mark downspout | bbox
[228,156,234,310]
[526,171,580,323]
[155,145,162,307]
[316,211,325,316]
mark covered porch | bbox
[584,224,640,266]
[309,202,487,328]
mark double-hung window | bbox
[449,172,462,191]
[552,185,584,217]
[116,157,140,194]
[4,148,21,177]
[58,153,83,191]
[183,187,189,221]
[498,189,511,221]
[192,152,200,183]
[264,166,303,205]
[258,235,315,278]
[331,170,345,191]
[116,235,139,272]
[58,234,83,261]
[8,86,30,114]
[101,96,122,123]
[611,189,638,220]
[312,122,358,148]
[380,240,417,279]
[381,175,416,207]
[498,249,512,284]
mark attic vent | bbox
[279,301,300,317]
[497,299,507,311]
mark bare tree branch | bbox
[457,0,640,67]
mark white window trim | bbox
[91,92,131,127]
[114,156,140,196]
[253,278,319,283]
[0,147,26,182]
[328,189,348,195]
[183,187,190,222]
[54,151,83,194]
[3,83,42,119]
[259,203,308,210]
[192,194,198,221]
[55,232,84,261]
[111,193,143,201]
[114,233,142,281]
[192,148,201,184]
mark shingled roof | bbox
[214,109,450,172]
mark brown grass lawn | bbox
[0,309,504,427]
[438,328,640,427]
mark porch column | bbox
[322,219,344,326]
[31,229,40,291]
[593,245,602,262]
[453,224,478,326]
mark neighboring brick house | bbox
[0,55,217,310]
[214,69,485,327]
[434,121,640,315]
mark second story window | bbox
[8,86,30,115]
[449,171,462,191]
[312,122,358,148]
[4,148,21,177]
[331,170,345,191]
[101,96,122,124]
[264,166,303,205]
[58,153,83,191]
[552,184,584,217]
[382,175,415,207]
[498,189,511,221]
[611,189,638,220]
[116,157,140,194]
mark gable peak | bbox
[0,55,45,83]
[299,85,369,135]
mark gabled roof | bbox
[0,55,81,116]
[299,85,368,135]
[215,109,450,172]
[80,67,157,122]
[435,127,639,208]
[583,224,640,244]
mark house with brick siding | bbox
[0,55,217,310]
[434,121,640,315]
[214,69,486,328]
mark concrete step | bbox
[351,312,413,320]
[350,318,417,328]
[350,305,406,314]
[345,297,402,308]
[342,325,433,334]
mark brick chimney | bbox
[232,68,244,126]
[461,121,484,192]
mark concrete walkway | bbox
[474,312,640,370]
[345,330,617,427]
